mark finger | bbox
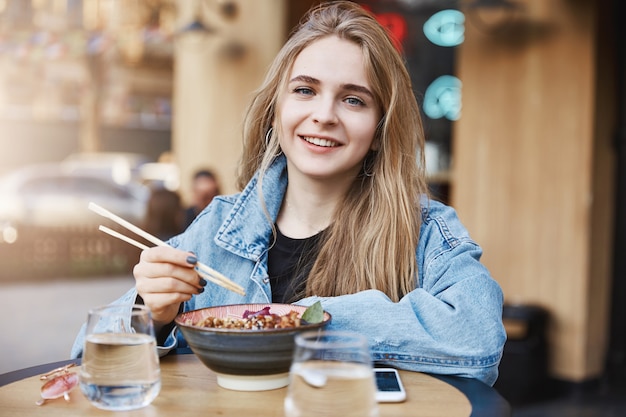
[140,294,191,325]
[136,247,205,289]
[140,246,198,268]
[136,275,204,296]
[143,291,193,307]
[134,253,204,290]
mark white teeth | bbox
[302,136,338,147]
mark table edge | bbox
[0,355,511,417]
[433,374,511,417]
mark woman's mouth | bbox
[301,136,339,148]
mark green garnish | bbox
[301,301,324,324]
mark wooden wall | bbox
[452,0,616,381]
[172,0,287,201]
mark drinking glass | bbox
[284,330,379,417]
[78,304,161,411]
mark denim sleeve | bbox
[297,203,506,386]
[69,287,178,359]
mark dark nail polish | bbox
[199,278,208,287]
[197,287,205,294]
[186,255,198,265]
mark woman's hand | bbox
[133,246,206,329]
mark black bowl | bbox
[175,303,331,391]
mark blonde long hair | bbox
[236,1,428,302]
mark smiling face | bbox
[276,36,382,186]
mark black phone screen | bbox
[375,370,401,392]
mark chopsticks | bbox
[99,225,149,250]
[89,202,246,296]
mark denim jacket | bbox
[71,155,506,386]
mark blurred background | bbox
[0,0,624,414]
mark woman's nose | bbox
[312,98,338,125]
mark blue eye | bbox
[294,87,314,96]
[346,97,365,106]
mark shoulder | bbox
[416,197,489,287]
[419,197,476,248]
[192,193,241,222]
[170,193,241,244]
[212,193,240,207]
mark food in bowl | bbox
[174,303,331,391]
[188,306,302,330]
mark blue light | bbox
[423,75,462,121]
[423,10,465,47]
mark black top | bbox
[268,226,323,303]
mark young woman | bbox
[72,1,505,386]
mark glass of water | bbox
[79,304,161,411]
[284,330,379,417]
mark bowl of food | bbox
[174,302,331,391]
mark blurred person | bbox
[183,169,221,229]
[72,1,505,386]
[144,188,184,241]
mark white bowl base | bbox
[215,372,290,391]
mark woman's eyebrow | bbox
[343,83,374,99]
[290,74,319,84]
[289,75,374,99]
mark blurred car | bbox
[62,152,181,191]
[0,162,150,244]
[138,162,181,191]
[61,152,151,185]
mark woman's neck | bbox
[277,182,345,239]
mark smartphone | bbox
[374,368,407,403]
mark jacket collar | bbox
[214,155,288,261]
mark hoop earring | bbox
[362,152,375,177]
[265,126,283,157]
[265,127,274,147]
